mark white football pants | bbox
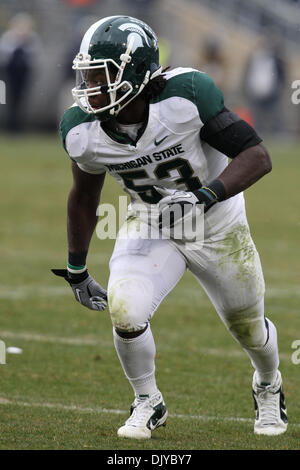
[108,199,269,348]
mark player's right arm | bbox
[53,106,108,310]
[52,162,107,311]
[67,161,105,255]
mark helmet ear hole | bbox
[136,61,146,75]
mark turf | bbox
[0,134,299,450]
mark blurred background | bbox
[0,0,299,137]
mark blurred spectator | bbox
[242,36,287,136]
[199,36,228,92]
[0,13,40,132]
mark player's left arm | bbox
[217,141,271,198]
[157,73,271,214]
[193,72,273,210]
[200,107,272,199]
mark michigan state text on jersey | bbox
[53,15,288,439]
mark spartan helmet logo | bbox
[118,22,150,52]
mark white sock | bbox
[244,318,279,385]
[113,325,158,397]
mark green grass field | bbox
[0,134,299,450]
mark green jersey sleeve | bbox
[154,69,224,125]
[59,105,96,153]
[192,71,224,123]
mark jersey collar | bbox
[101,120,148,146]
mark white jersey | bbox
[60,67,245,232]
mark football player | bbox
[53,15,288,439]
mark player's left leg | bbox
[186,218,288,435]
[219,296,287,436]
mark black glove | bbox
[52,268,107,311]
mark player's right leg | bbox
[107,219,186,439]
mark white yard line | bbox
[0,395,299,428]
[0,397,126,416]
[0,330,103,346]
[0,329,293,361]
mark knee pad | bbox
[108,276,153,333]
[226,298,267,349]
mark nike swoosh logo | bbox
[154,135,169,146]
[75,288,83,302]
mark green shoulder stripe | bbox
[59,106,96,152]
[152,70,224,123]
